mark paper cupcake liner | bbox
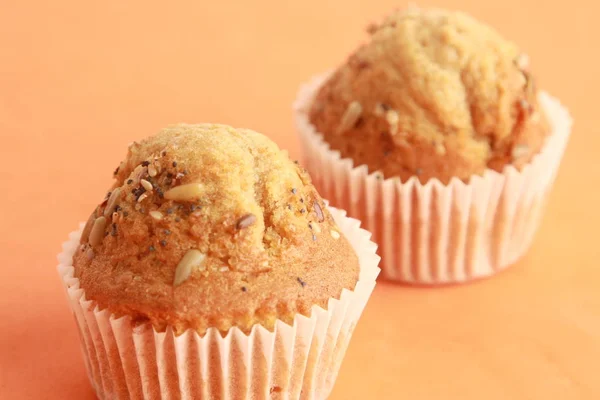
[294,73,572,284]
[58,207,380,400]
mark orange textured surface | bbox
[0,1,598,399]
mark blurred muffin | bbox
[309,7,549,184]
[295,7,571,283]
[60,124,380,399]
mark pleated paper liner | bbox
[294,73,572,284]
[58,207,380,400]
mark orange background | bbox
[1,0,598,399]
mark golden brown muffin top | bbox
[309,7,550,184]
[73,124,359,335]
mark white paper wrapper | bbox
[294,73,572,284]
[58,207,380,400]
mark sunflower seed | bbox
[313,202,324,222]
[103,188,122,217]
[330,230,340,240]
[236,213,257,229]
[80,212,96,244]
[149,211,163,220]
[164,183,204,202]
[89,216,107,247]
[337,101,362,134]
[173,249,206,286]
[137,192,149,203]
[140,179,153,192]
[148,165,158,177]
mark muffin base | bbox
[294,73,572,284]
[58,207,380,400]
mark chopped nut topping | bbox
[330,230,341,240]
[148,165,158,177]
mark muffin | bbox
[294,7,571,283]
[58,124,380,399]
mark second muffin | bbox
[295,7,571,283]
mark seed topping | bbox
[89,216,107,247]
[174,249,206,286]
[140,179,153,192]
[149,211,163,220]
[80,212,96,244]
[236,213,257,230]
[164,183,204,202]
[137,193,149,203]
[104,188,122,217]
[337,101,363,134]
[313,202,324,222]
